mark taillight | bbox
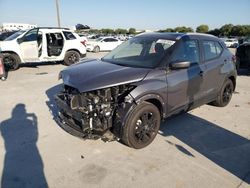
[81,40,87,47]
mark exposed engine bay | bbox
[55,84,135,141]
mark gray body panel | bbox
[59,32,237,121]
[61,59,151,93]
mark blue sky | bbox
[0,0,249,30]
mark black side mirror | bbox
[171,61,191,69]
[17,38,23,44]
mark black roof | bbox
[136,32,220,41]
[136,32,184,40]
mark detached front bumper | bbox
[55,94,88,137]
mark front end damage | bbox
[55,84,136,141]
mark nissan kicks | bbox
[55,32,237,149]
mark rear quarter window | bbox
[63,31,76,40]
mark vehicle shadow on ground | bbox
[45,84,79,136]
[46,84,250,184]
[19,61,62,68]
[0,104,48,188]
[160,113,250,184]
[46,84,62,119]
[237,68,250,76]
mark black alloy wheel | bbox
[122,102,161,149]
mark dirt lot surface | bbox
[0,50,250,188]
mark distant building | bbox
[1,23,37,31]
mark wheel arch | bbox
[65,49,81,55]
[135,94,166,119]
[1,51,22,62]
[93,45,100,52]
[228,75,236,91]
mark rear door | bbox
[167,38,206,114]
[200,40,226,102]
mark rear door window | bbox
[202,41,223,61]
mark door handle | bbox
[199,71,204,77]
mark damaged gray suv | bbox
[55,32,237,149]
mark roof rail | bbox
[186,32,215,37]
[36,27,70,30]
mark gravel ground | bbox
[0,50,250,188]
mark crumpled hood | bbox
[60,59,151,92]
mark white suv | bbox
[224,38,238,48]
[0,27,87,70]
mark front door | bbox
[167,39,206,114]
[19,29,39,62]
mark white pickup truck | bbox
[0,27,87,70]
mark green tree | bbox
[89,29,100,34]
[128,28,136,35]
[196,25,209,33]
[158,28,174,33]
[115,28,127,35]
[174,26,193,33]
[208,29,221,37]
[230,25,242,36]
[101,28,114,35]
[238,25,250,36]
[220,24,233,36]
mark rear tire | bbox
[212,79,234,107]
[2,53,20,71]
[63,51,80,66]
[122,102,161,149]
[93,46,100,53]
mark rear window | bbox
[203,41,223,61]
[63,31,76,40]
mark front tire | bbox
[63,51,80,66]
[212,79,234,107]
[122,102,161,149]
[2,53,20,71]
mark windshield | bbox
[4,30,26,41]
[102,37,176,68]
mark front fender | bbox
[112,69,168,138]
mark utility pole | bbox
[55,0,61,27]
